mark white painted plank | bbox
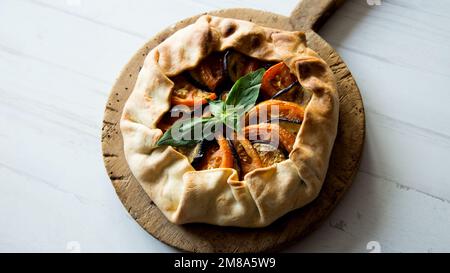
[4,0,446,203]
[0,48,172,251]
[318,0,450,200]
[0,0,145,84]
[0,166,173,252]
[29,0,298,38]
[361,110,450,202]
[285,171,450,253]
[1,0,450,252]
[0,35,111,205]
[320,0,450,137]
[0,46,107,137]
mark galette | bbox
[120,15,338,227]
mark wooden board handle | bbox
[290,0,346,31]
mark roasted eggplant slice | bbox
[229,136,262,178]
[272,82,313,107]
[189,140,211,167]
[269,117,302,136]
[269,117,302,125]
[244,123,296,153]
[251,141,287,167]
[174,142,203,164]
[271,81,300,99]
[268,76,313,107]
[227,138,242,177]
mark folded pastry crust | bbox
[120,15,339,227]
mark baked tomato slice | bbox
[261,62,297,98]
[171,76,217,107]
[246,100,305,124]
[188,52,225,91]
[197,135,234,170]
[230,136,262,176]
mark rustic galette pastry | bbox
[120,15,339,227]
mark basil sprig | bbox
[156,68,265,147]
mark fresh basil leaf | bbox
[224,112,242,133]
[157,117,213,147]
[208,100,225,118]
[157,67,266,148]
[225,68,265,113]
[202,118,223,141]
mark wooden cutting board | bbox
[102,0,364,253]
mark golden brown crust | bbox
[120,15,338,227]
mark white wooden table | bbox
[1,0,450,253]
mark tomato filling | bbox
[230,136,262,177]
[170,76,217,106]
[244,123,296,153]
[158,51,313,175]
[261,62,297,98]
[246,100,305,127]
[196,136,234,170]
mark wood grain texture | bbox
[290,0,346,31]
[101,8,364,252]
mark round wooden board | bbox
[101,8,365,253]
